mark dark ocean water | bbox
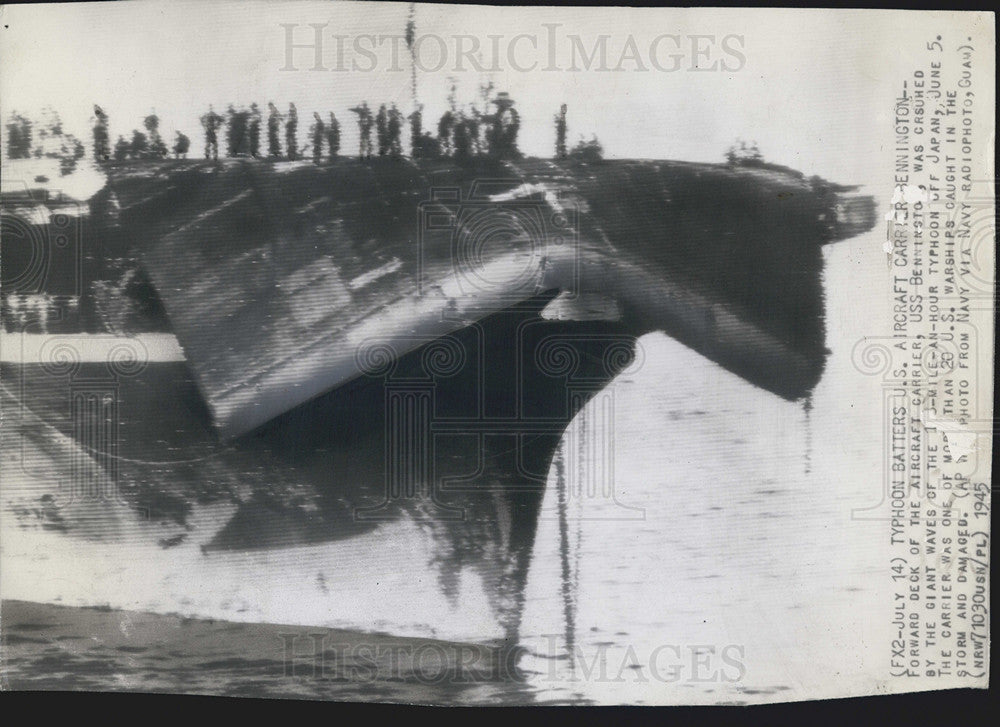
[1,600,540,704]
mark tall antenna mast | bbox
[406,3,417,109]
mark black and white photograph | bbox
[0,2,993,705]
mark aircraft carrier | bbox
[1,155,877,644]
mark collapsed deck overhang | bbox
[101,157,877,439]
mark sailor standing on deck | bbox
[311,112,325,163]
[267,102,283,158]
[554,104,568,160]
[200,105,223,161]
[487,93,520,160]
[467,104,481,156]
[452,110,471,160]
[285,103,299,160]
[437,107,455,157]
[388,104,403,158]
[173,131,190,159]
[376,104,389,156]
[248,103,262,158]
[350,102,373,159]
[225,105,239,157]
[408,105,423,156]
[92,104,110,162]
[326,112,340,159]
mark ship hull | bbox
[2,298,638,644]
[1,155,876,643]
